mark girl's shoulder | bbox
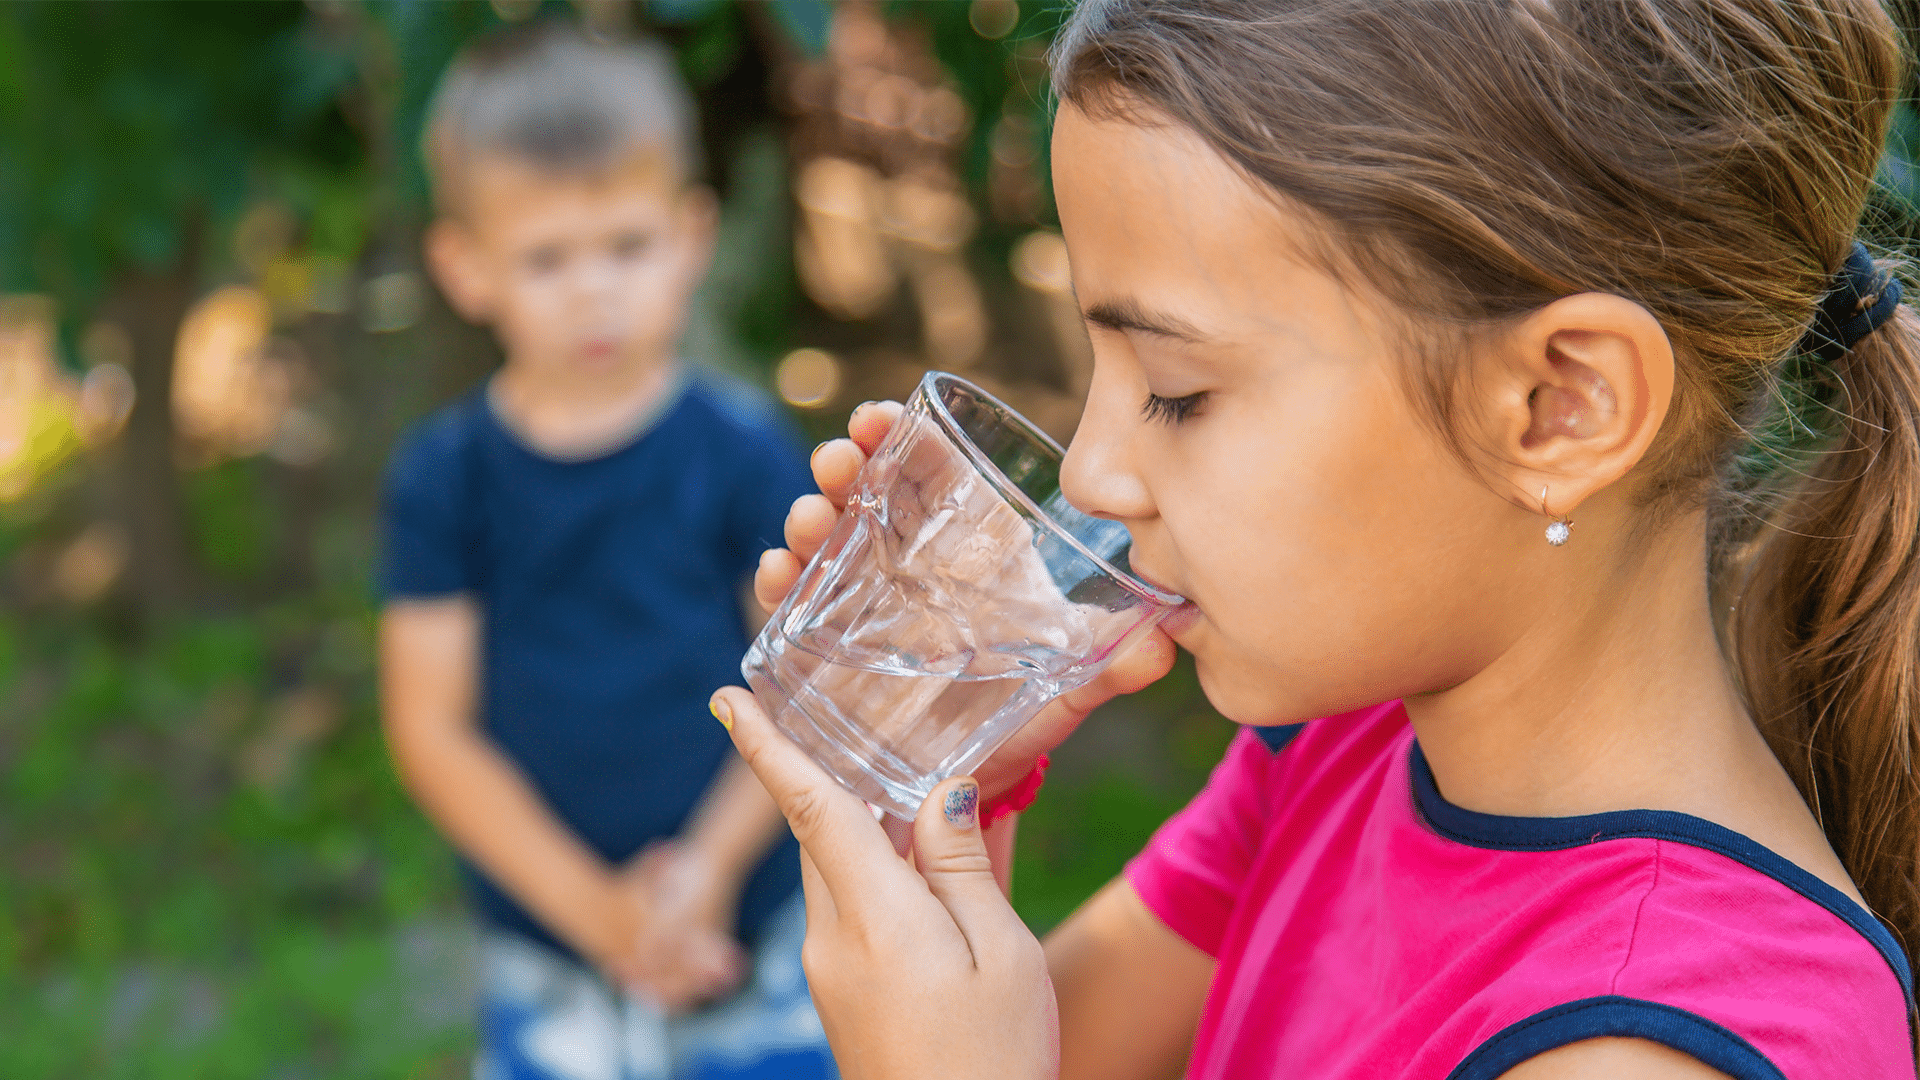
[1146,704,1916,1079]
[1402,736,1914,1077]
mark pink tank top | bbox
[1125,702,1915,1079]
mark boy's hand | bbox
[754,402,1177,800]
[616,842,746,1013]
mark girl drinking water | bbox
[709,1,1920,1076]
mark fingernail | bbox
[709,695,732,732]
[852,400,878,417]
[809,441,829,466]
[943,782,979,829]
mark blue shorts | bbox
[473,892,836,1080]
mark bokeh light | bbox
[775,347,844,408]
[969,0,1020,40]
[1012,230,1071,294]
[360,270,426,334]
[0,295,82,501]
[172,285,292,459]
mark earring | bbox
[1541,486,1572,547]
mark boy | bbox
[377,22,832,1080]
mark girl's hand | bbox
[757,402,1178,800]
[710,685,1059,1080]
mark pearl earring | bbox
[1541,486,1572,547]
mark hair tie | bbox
[1797,241,1902,363]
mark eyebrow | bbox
[1081,297,1207,344]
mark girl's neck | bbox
[1403,512,1862,903]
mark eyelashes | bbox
[1142,391,1207,425]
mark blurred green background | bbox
[0,2,1235,1076]
[4,2,1918,1076]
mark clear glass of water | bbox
[741,371,1187,819]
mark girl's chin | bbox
[1189,645,1304,727]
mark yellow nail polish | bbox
[710,697,733,732]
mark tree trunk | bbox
[103,236,202,625]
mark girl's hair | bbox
[1053,0,1920,966]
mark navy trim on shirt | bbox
[1250,723,1306,754]
[1446,996,1786,1080]
[1408,740,1917,1023]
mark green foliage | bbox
[0,605,464,1075]
[0,2,360,315]
[185,460,278,583]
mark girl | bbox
[711,1,1920,1076]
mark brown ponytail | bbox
[1728,300,1920,946]
[1052,0,1920,966]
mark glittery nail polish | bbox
[709,696,732,732]
[943,782,979,829]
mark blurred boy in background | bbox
[377,22,832,1080]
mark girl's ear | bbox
[1474,292,1675,516]
[424,219,495,324]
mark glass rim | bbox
[916,370,1186,610]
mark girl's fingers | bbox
[881,812,915,859]
[809,438,867,510]
[711,686,908,910]
[912,776,1024,954]
[782,493,842,563]
[1063,627,1178,712]
[753,548,805,615]
[847,399,904,457]
[976,628,1178,794]
[797,847,838,928]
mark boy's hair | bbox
[1055,0,1920,969]
[424,20,700,216]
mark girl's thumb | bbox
[912,777,1019,948]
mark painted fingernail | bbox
[709,695,733,732]
[943,782,979,829]
[852,400,878,417]
[809,441,829,466]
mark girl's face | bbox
[1053,105,1544,725]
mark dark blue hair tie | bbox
[1798,241,1902,363]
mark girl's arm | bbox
[1048,877,1215,1080]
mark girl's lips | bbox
[1159,601,1202,637]
[1129,564,1182,599]
[1129,565,1201,634]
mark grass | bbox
[0,598,474,1077]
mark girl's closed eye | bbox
[1142,390,1208,425]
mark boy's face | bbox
[427,146,714,378]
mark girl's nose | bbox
[1060,366,1156,524]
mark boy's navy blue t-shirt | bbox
[379,371,812,958]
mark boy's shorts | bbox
[473,892,836,1080]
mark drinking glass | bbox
[741,372,1186,819]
